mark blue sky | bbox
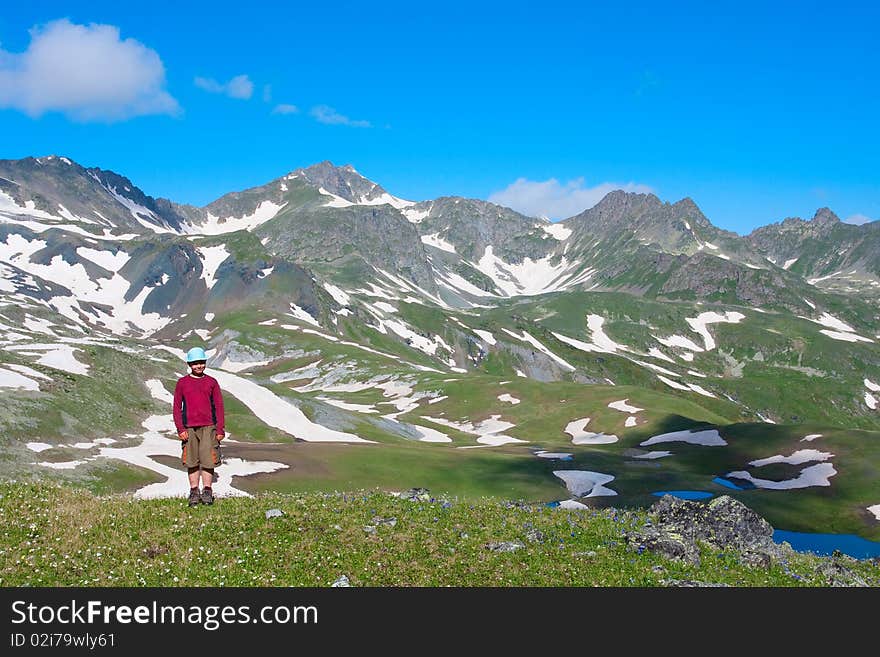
[0,1,877,233]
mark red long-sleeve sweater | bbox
[173,374,225,434]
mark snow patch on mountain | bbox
[210,369,373,443]
[0,190,57,221]
[552,314,628,355]
[685,311,745,351]
[553,470,617,498]
[655,335,704,352]
[647,347,676,363]
[5,343,89,375]
[318,187,414,210]
[540,223,572,240]
[316,396,379,414]
[0,365,41,390]
[608,399,643,413]
[564,417,618,445]
[472,329,496,345]
[820,330,873,343]
[804,312,855,333]
[421,233,456,253]
[749,449,834,467]
[402,207,430,224]
[3,247,169,332]
[288,304,320,327]
[475,246,590,296]
[502,328,575,371]
[102,181,174,234]
[76,247,130,272]
[421,414,526,446]
[433,268,497,299]
[322,282,351,306]
[641,429,726,447]
[4,362,52,380]
[198,245,229,289]
[194,201,286,235]
[726,462,836,490]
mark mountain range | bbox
[1,154,878,541]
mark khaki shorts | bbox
[181,426,222,468]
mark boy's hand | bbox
[216,432,224,441]
[178,431,189,441]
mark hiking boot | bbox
[200,487,214,505]
[187,488,200,507]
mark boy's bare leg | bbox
[201,468,214,488]
[188,467,200,488]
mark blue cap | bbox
[185,347,207,363]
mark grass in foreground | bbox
[1,482,877,587]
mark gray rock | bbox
[265,509,284,519]
[331,575,351,587]
[525,528,544,543]
[816,552,872,587]
[485,541,525,553]
[662,579,731,587]
[400,488,432,502]
[625,495,791,567]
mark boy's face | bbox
[189,361,207,375]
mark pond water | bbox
[651,491,714,500]
[773,530,880,559]
[712,476,753,490]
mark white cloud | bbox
[488,177,654,220]
[0,19,179,121]
[844,213,874,226]
[272,103,299,115]
[194,74,253,99]
[310,104,371,128]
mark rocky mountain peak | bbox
[294,160,389,204]
[568,189,664,225]
[671,197,711,226]
[811,207,840,226]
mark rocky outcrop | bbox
[626,494,792,568]
[626,495,875,586]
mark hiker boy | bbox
[173,347,225,506]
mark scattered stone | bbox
[485,541,525,553]
[400,488,431,502]
[265,509,284,519]
[816,552,872,587]
[662,579,730,587]
[363,525,377,534]
[525,528,544,543]
[142,545,168,558]
[371,516,397,527]
[331,575,351,587]
[573,550,598,558]
[740,551,772,570]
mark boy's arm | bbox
[214,382,225,438]
[172,381,187,439]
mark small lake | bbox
[773,530,880,559]
[651,491,714,500]
[712,476,755,490]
